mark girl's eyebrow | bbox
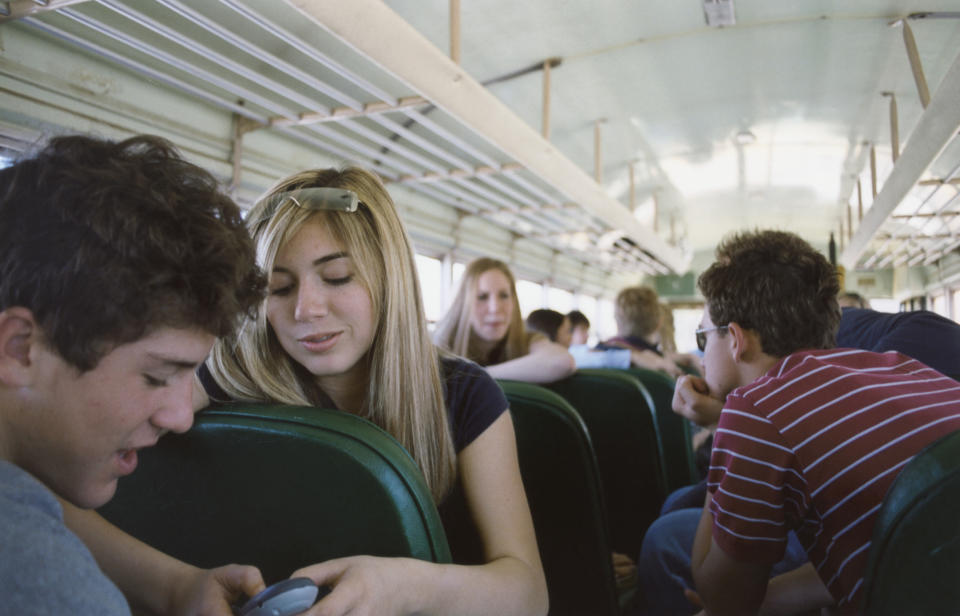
[273,251,348,273]
[312,251,348,267]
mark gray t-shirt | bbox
[0,460,130,615]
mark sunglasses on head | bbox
[247,187,359,228]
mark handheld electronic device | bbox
[236,578,322,616]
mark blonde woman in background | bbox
[65,168,547,616]
[434,258,575,383]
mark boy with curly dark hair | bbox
[678,230,960,613]
[0,134,266,614]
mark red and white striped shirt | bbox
[708,348,960,609]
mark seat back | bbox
[99,404,451,583]
[547,369,668,557]
[498,380,620,616]
[861,428,960,615]
[625,368,699,492]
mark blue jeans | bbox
[629,508,809,615]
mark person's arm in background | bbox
[484,337,576,383]
[665,350,701,373]
[568,344,631,369]
[630,349,683,377]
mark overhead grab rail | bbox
[840,26,960,270]
[19,0,674,276]
[287,0,685,274]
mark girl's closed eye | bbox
[319,259,354,286]
[324,274,353,286]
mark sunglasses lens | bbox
[696,331,706,352]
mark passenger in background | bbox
[527,307,681,372]
[525,308,573,347]
[838,306,960,378]
[597,286,686,377]
[434,258,575,383]
[838,290,870,308]
[68,168,548,616]
[566,309,591,346]
[0,135,266,614]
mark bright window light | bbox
[672,308,705,355]
[515,279,543,319]
[414,254,442,323]
[595,299,617,341]
[547,287,574,313]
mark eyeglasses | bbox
[695,325,728,352]
[247,187,359,228]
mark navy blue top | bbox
[197,355,507,453]
[837,307,960,377]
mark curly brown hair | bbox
[698,230,840,357]
[0,134,265,371]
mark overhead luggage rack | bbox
[9,0,682,276]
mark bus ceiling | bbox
[2,1,960,296]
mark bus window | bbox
[931,292,947,318]
[546,287,574,314]
[451,261,465,295]
[515,279,544,319]
[671,308,704,355]
[595,299,616,342]
[870,298,899,313]
[415,254,443,323]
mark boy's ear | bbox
[725,322,752,362]
[726,321,764,363]
[0,307,41,386]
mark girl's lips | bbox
[298,331,341,352]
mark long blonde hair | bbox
[208,167,456,501]
[434,257,531,365]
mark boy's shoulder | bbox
[0,461,130,614]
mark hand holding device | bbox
[236,578,323,616]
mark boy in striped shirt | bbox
[686,230,960,613]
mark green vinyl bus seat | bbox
[98,404,451,584]
[498,380,620,616]
[860,427,960,615]
[625,368,699,493]
[547,369,668,558]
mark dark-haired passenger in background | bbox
[526,308,635,369]
[0,134,266,614]
[837,306,960,379]
[837,290,870,309]
[566,309,591,346]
